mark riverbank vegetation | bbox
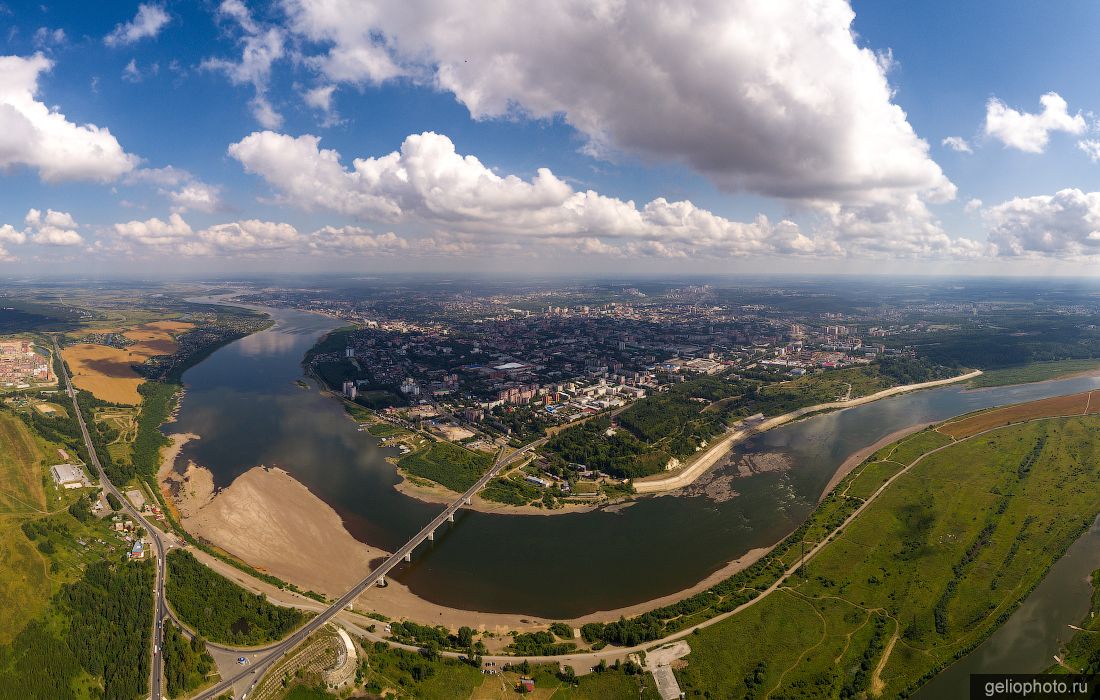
[542,361,961,480]
[673,415,1100,697]
[1048,568,1100,674]
[969,358,1100,388]
[397,441,493,492]
[166,550,306,645]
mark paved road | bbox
[194,439,542,699]
[54,339,170,700]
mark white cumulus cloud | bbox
[282,0,954,206]
[1077,139,1100,163]
[113,213,193,246]
[25,207,83,246]
[984,188,1100,257]
[0,54,137,182]
[169,182,222,213]
[308,226,408,253]
[984,92,1086,153]
[105,4,171,47]
[229,130,834,257]
[192,219,300,254]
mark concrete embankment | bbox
[633,370,982,494]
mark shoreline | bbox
[392,467,605,516]
[818,422,934,501]
[960,365,1100,392]
[633,369,982,494]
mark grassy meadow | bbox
[675,416,1100,698]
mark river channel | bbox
[170,305,1100,627]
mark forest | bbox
[61,560,154,700]
[129,381,177,480]
[890,310,1100,369]
[166,550,305,645]
[0,538,155,700]
[163,622,215,697]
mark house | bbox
[130,541,144,559]
[519,678,535,692]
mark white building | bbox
[50,464,89,489]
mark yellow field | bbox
[62,344,146,404]
[63,320,192,405]
[142,320,193,332]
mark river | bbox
[915,515,1100,698]
[169,305,1100,626]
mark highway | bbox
[194,439,542,699]
[54,339,171,700]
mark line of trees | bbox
[130,381,177,479]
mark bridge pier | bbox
[464,497,471,506]
[428,530,435,541]
[403,552,411,562]
[377,575,385,587]
[447,512,455,523]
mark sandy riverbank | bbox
[157,432,198,481]
[634,369,981,494]
[161,455,775,630]
[170,464,389,598]
[818,423,934,500]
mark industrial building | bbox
[50,463,90,489]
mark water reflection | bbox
[171,304,1100,618]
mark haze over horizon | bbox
[3,0,1100,276]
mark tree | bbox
[457,626,473,648]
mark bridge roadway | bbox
[195,439,542,699]
[54,339,171,700]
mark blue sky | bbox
[2,1,1100,276]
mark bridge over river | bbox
[195,438,543,700]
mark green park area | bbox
[672,416,1100,697]
[397,441,494,492]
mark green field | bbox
[968,359,1100,388]
[0,411,50,644]
[481,475,543,505]
[398,441,494,492]
[674,416,1100,698]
